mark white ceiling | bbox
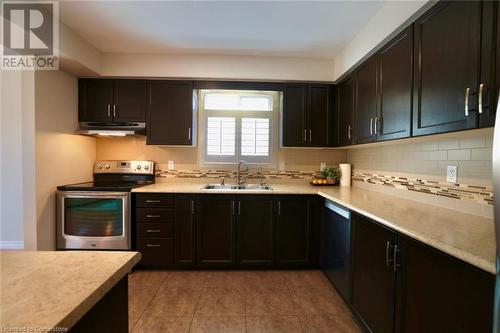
[59,1,385,59]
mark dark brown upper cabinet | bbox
[377,25,413,141]
[78,79,114,122]
[308,84,332,146]
[413,1,481,136]
[354,57,378,144]
[112,80,147,122]
[79,79,146,123]
[236,196,274,266]
[283,84,308,146]
[337,77,355,146]
[479,0,499,128]
[282,83,332,147]
[147,80,194,145]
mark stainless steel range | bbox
[56,160,154,250]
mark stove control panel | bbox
[94,160,155,175]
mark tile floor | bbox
[128,270,363,333]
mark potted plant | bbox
[320,166,342,185]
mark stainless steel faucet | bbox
[236,160,248,185]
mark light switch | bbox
[168,161,175,170]
[320,162,326,171]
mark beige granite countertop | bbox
[0,251,141,331]
[134,179,496,274]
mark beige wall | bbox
[1,70,37,250]
[96,137,347,172]
[347,128,494,186]
[333,0,428,80]
[35,70,96,250]
[100,52,335,82]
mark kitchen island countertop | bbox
[0,251,141,331]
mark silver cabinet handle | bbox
[146,214,160,218]
[478,83,484,114]
[393,244,401,272]
[188,127,191,141]
[370,118,373,135]
[303,129,307,143]
[146,200,160,203]
[146,244,161,248]
[374,117,378,134]
[191,200,195,215]
[113,104,116,117]
[107,104,111,117]
[238,201,241,215]
[465,87,470,116]
[232,201,235,215]
[385,241,393,267]
[309,129,312,142]
[146,229,161,233]
[277,201,281,215]
[348,125,351,140]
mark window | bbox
[201,90,276,164]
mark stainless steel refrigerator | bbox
[494,93,500,332]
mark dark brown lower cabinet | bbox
[396,235,495,333]
[351,213,495,333]
[174,196,196,265]
[275,196,314,265]
[196,195,235,266]
[351,213,397,333]
[236,196,274,266]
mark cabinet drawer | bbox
[136,194,174,208]
[136,208,174,223]
[136,223,174,238]
[137,238,173,266]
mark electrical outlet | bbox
[447,165,457,183]
[168,161,175,170]
[320,162,326,171]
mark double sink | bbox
[202,183,273,191]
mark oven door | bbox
[56,191,131,250]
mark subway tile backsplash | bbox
[347,129,494,187]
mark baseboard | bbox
[0,241,24,250]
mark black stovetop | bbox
[56,180,154,192]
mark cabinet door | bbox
[351,213,397,333]
[283,84,307,147]
[147,80,194,145]
[307,84,331,147]
[479,0,499,128]
[413,1,481,136]
[275,196,310,265]
[78,79,114,122]
[236,196,274,266]
[113,79,147,122]
[396,235,495,333]
[337,77,355,146]
[196,196,235,266]
[378,25,413,141]
[355,57,378,144]
[174,196,196,265]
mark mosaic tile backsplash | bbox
[155,169,320,180]
[352,172,493,206]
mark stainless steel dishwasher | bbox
[322,199,352,301]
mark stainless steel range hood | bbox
[76,122,146,137]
